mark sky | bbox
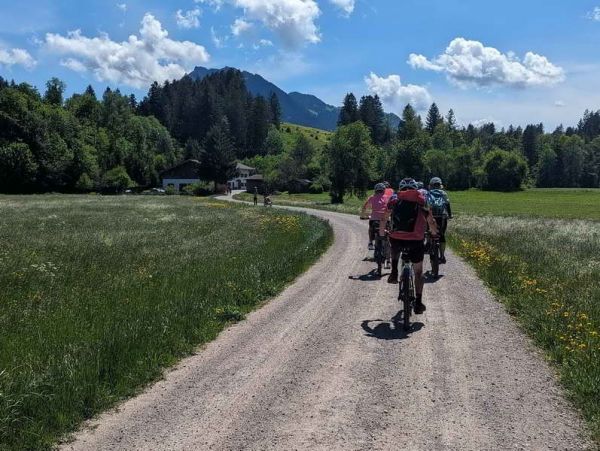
[2,0,600,129]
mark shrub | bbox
[75,173,94,192]
[165,185,177,195]
[101,166,134,193]
[481,150,528,191]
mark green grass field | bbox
[280,122,332,151]
[0,195,332,450]
[235,187,600,442]
[236,188,600,220]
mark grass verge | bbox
[235,188,600,221]
[449,216,600,442]
[0,195,332,450]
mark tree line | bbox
[0,69,281,193]
[2,68,600,196]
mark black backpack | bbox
[391,200,420,233]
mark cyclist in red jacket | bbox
[379,178,438,314]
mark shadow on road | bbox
[349,269,388,282]
[424,272,444,284]
[361,312,424,340]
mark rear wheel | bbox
[430,243,439,277]
[401,270,411,330]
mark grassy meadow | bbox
[0,195,332,450]
[235,188,600,220]
[236,187,600,441]
[280,122,332,151]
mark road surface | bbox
[63,196,592,450]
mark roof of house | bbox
[160,159,202,178]
[236,162,255,171]
[246,174,264,181]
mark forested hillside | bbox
[2,67,600,195]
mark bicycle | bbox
[398,249,416,331]
[426,231,441,278]
[362,218,391,277]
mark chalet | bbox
[160,159,202,192]
[228,163,257,191]
[246,174,265,194]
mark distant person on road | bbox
[380,178,438,314]
[361,183,389,250]
[253,187,258,206]
[264,193,273,207]
[427,177,452,264]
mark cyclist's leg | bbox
[368,220,375,249]
[437,216,448,262]
[409,241,427,313]
[388,238,400,283]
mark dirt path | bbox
[63,199,592,450]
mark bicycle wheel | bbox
[430,243,439,277]
[401,269,411,330]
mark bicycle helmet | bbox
[374,182,386,193]
[399,178,418,191]
[430,177,442,186]
[417,181,424,190]
[383,181,391,188]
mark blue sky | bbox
[2,0,600,128]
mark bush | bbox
[309,182,324,194]
[75,173,94,192]
[481,150,528,191]
[182,181,212,196]
[101,166,134,193]
[165,185,177,195]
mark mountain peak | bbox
[189,66,400,131]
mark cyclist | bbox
[380,178,438,314]
[383,181,394,199]
[417,181,428,197]
[361,183,388,250]
[427,177,452,264]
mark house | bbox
[228,163,257,191]
[160,159,202,192]
[246,174,265,194]
[288,178,313,194]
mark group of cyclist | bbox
[360,177,452,315]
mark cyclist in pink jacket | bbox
[361,183,390,250]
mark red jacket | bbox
[387,190,429,241]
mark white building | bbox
[160,159,203,192]
[228,163,257,191]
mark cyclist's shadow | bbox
[361,311,424,340]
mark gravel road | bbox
[62,200,592,450]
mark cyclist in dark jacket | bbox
[427,177,452,263]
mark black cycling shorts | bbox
[389,238,425,264]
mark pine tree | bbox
[358,95,386,144]
[44,78,66,106]
[269,93,281,129]
[337,93,359,126]
[425,103,442,134]
[446,109,457,131]
[200,119,237,191]
[397,104,422,141]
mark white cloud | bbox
[176,8,202,29]
[0,47,36,69]
[195,0,224,11]
[230,0,320,49]
[329,0,354,16]
[408,37,565,89]
[211,27,226,48]
[365,72,432,112]
[555,100,566,107]
[116,3,127,12]
[45,13,210,88]
[60,57,86,72]
[258,38,273,46]
[231,18,253,36]
[587,7,600,21]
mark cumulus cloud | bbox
[45,13,210,88]
[329,0,354,16]
[0,47,36,69]
[587,7,600,21]
[176,8,202,29]
[365,72,432,112]
[231,18,253,36]
[408,38,565,88]
[230,0,320,49]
